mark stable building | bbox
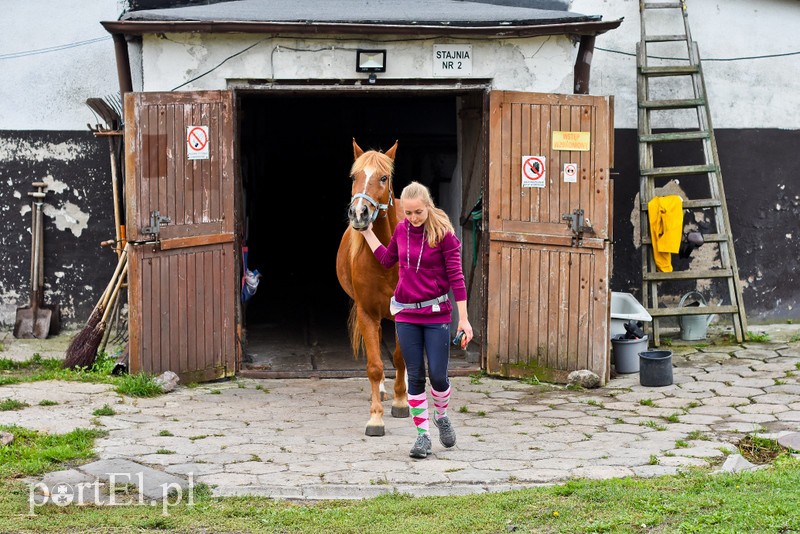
[101,0,622,383]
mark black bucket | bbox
[639,350,673,387]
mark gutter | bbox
[101,18,622,38]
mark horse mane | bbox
[350,150,394,179]
[349,228,368,263]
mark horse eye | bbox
[350,175,355,182]
[380,175,388,183]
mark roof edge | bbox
[101,18,623,38]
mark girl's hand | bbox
[457,319,474,349]
[356,222,373,233]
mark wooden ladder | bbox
[637,0,747,345]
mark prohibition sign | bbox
[187,126,209,160]
[564,162,577,183]
[521,155,546,188]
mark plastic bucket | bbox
[679,291,710,341]
[639,350,673,387]
[611,335,648,374]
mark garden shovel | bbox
[13,185,53,338]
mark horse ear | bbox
[352,138,364,160]
[384,140,399,161]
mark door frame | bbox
[229,82,492,374]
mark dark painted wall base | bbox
[0,131,117,330]
[1,128,797,329]
[611,128,800,322]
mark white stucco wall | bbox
[571,0,800,129]
[137,0,800,131]
[138,33,580,95]
[0,0,124,130]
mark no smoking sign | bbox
[521,155,546,188]
[187,126,210,160]
[563,162,578,183]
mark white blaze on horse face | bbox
[354,166,375,220]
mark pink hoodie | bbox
[373,219,467,324]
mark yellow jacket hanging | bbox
[647,195,683,272]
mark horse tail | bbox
[348,301,363,359]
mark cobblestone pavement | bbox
[3,336,800,500]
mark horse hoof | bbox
[365,425,385,437]
[391,406,410,418]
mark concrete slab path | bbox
[3,336,800,500]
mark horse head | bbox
[348,138,398,230]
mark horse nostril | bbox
[360,205,369,217]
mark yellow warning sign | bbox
[552,131,591,151]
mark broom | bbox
[64,261,128,370]
[63,245,128,369]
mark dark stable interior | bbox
[238,93,458,371]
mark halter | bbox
[350,187,394,223]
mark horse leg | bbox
[390,333,409,418]
[378,323,389,402]
[359,311,386,437]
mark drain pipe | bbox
[573,34,595,95]
[111,33,133,100]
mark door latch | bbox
[562,208,595,246]
[141,210,171,238]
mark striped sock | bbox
[407,392,429,435]
[431,386,451,421]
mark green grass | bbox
[155,449,176,455]
[0,354,164,399]
[641,420,667,431]
[0,425,105,479]
[158,430,174,437]
[1,340,798,531]
[746,331,770,342]
[665,413,681,423]
[92,404,116,416]
[2,445,798,533]
[676,440,690,448]
[458,405,469,413]
[687,430,710,441]
[0,399,29,411]
[639,398,655,407]
[790,334,800,343]
[114,373,163,397]
[522,376,541,385]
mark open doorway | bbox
[238,91,475,375]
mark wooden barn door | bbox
[486,91,612,383]
[124,91,238,383]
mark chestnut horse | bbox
[336,139,409,436]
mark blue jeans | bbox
[395,322,451,396]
